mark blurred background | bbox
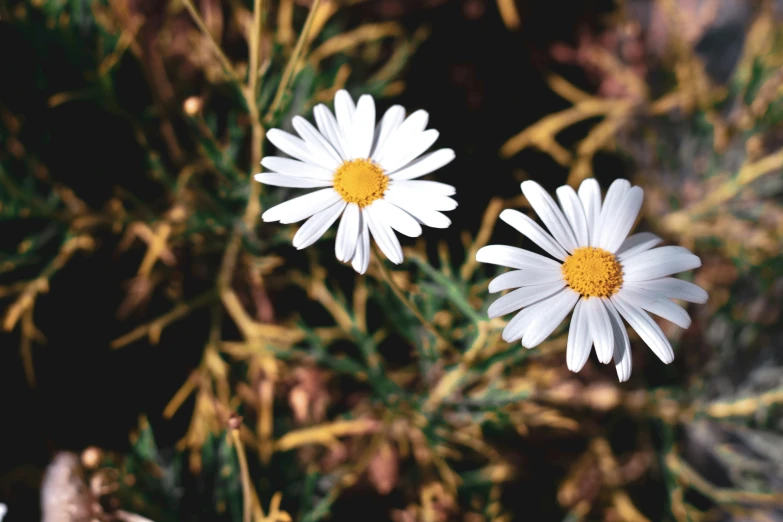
[1,0,783,520]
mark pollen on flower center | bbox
[561,246,623,298]
[333,159,388,207]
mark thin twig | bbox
[110,289,218,349]
[181,0,243,85]
[230,420,254,522]
[3,235,95,331]
[249,0,264,97]
[217,0,266,331]
[265,0,323,121]
[423,321,490,413]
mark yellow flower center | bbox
[561,247,623,298]
[333,159,388,207]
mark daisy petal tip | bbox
[411,108,429,121]
[554,185,572,199]
[260,156,273,169]
[610,178,632,190]
[616,368,631,383]
[486,305,504,320]
[475,245,494,262]
[579,178,599,189]
[498,208,519,223]
[521,339,539,350]
[266,128,283,141]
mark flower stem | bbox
[371,245,451,350]
[230,420,253,522]
[180,0,243,86]
[265,0,323,121]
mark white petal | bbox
[476,245,563,270]
[314,104,349,160]
[371,199,422,238]
[262,188,342,224]
[611,294,674,364]
[385,185,457,211]
[488,269,564,293]
[622,246,702,281]
[392,180,456,196]
[380,129,440,174]
[617,232,662,260]
[351,217,370,274]
[502,299,550,343]
[625,277,707,304]
[334,90,355,141]
[566,299,591,372]
[371,105,405,159]
[619,286,692,329]
[350,94,375,159]
[388,149,455,180]
[351,214,370,274]
[374,110,428,165]
[522,181,579,253]
[487,280,565,319]
[578,178,601,246]
[292,201,346,249]
[521,288,580,348]
[427,196,458,211]
[584,297,614,364]
[292,116,342,169]
[261,157,334,180]
[603,298,632,382]
[383,191,451,228]
[499,209,569,261]
[254,173,333,188]
[592,179,629,247]
[266,129,328,168]
[335,203,361,262]
[365,205,403,264]
[556,185,589,247]
[597,185,643,253]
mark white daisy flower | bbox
[476,178,706,382]
[255,90,456,273]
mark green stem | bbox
[265,0,322,121]
[409,254,484,324]
[371,246,452,350]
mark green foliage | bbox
[3,1,783,521]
